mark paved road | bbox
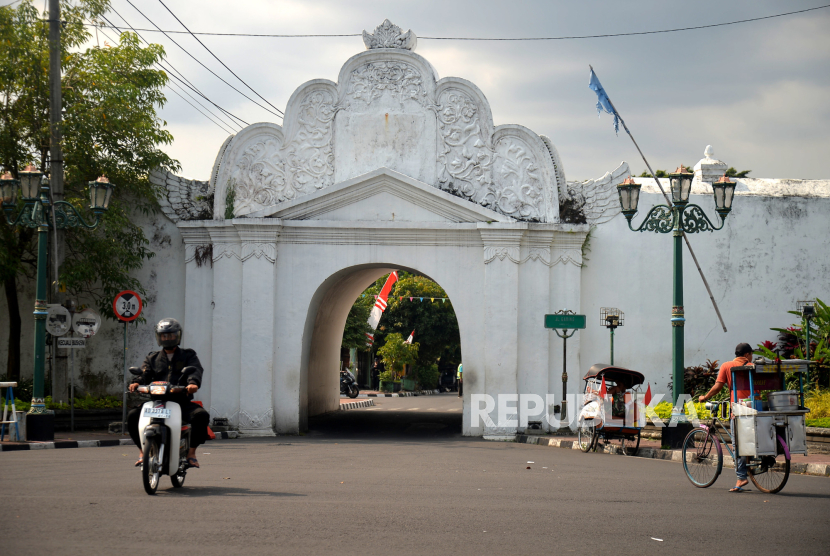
[2,393,829,555]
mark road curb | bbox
[512,434,830,478]
[340,399,375,410]
[355,389,440,398]
[0,430,239,452]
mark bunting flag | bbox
[599,376,607,399]
[404,330,415,344]
[644,383,652,406]
[365,271,399,346]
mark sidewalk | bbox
[510,433,830,478]
[1,428,238,452]
[345,389,442,398]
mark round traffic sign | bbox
[46,304,72,336]
[72,308,101,338]
[113,290,142,322]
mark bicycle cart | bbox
[577,364,645,456]
[682,359,810,493]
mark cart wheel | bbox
[682,428,723,488]
[621,431,641,456]
[577,421,596,452]
[748,435,790,494]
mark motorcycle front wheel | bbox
[142,439,161,495]
[348,385,359,398]
[171,467,186,488]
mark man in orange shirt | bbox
[698,342,754,492]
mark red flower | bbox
[761,340,777,350]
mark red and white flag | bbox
[365,271,399,346]
[404,330,415,344]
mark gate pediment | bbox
[249,167,514,224]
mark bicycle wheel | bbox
[682,428,723,488]
[748,435,790,494]
[577,420,595,452]
[621,431,641,456]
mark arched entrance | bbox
[178,169,587,437]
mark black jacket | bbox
[131,347,203,403]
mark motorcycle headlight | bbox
[149,384,167,395]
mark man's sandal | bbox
[186,457,200,468]
[729,486,747,493]
[135,458,143,467]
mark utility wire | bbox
[123,0,283,119]
[157,0,284,116]
[84,4,830,40]
[102,11,245,129]
[92,22,237,135]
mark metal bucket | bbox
[768,390,799,411]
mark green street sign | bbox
[545,314,586,330]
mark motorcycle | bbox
[129,366,195,495]
[340,369,359,398]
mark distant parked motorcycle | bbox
[340,369,359,398]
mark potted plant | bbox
[378,370,395,393]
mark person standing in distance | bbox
[128,318,210,469]
[457,363,463,398]
[698,342,755,492]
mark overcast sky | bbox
[94,0,830,182]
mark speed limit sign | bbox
[113,290,142,322]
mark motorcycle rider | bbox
[127,318,209,469]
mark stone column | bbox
[235,221,280,436]
[549,227,588,430]
[478,223,526,436]
[207,225,242,428]
[179,225,214,410]
[517,228,554,431]
[693,145,728,185]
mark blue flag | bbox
[589,68,619,134]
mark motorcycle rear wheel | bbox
[142,440,161,495]
[348,385,359,399]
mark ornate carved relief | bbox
[345,61,427,108]
[436,88,495,205]
[149,169,213,222]
[562,162,630,225]
[232,139,287,214]
[362,19,417,50]
[283,90,336,193]
[493,138,546,222]
[212,242,242,262]
[483,246,521,264]
[238,409,274,431]
[551,232,585,267]
[240,243,277,263]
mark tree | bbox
[341,301,372,350]
[724,167,751,178]
[0,1,178,380]
[376,332,419,381]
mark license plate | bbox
[143,407,171,419]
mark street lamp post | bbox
[600,308,624,365]
[1,167,113,439]
[616,170,736,404]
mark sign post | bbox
[545,310,586,425]
[113,291,142,435]
[66,307,99,432]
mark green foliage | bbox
[341,301,372,350]
[724,167,751,178]
[805,388,830,419]
[683,359,719,397]
[1,1,178,333]
[806,418,830,428]
[14,394,122,412]
[224,181,236,220]
[378,370,394,383]
[415,363,440,390]
[758,299,830,387]
[651,400,712,421]
[376,332,419,380]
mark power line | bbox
[123,0,283,119]
[92,22,237,135]
[82,4,830,40]
[157,0,284,117]
[102,9,247,129]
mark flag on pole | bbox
[600,376,607,399]
[404,330,415,344]
[365,271,399,346]
[644,383,652,406]
[589,67,619,134]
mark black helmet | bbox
[155,318,182,348]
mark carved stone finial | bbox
[694,144,727,184]
[704,144,714,159]
[362,19,417,50]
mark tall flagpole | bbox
[589,66,728,333]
